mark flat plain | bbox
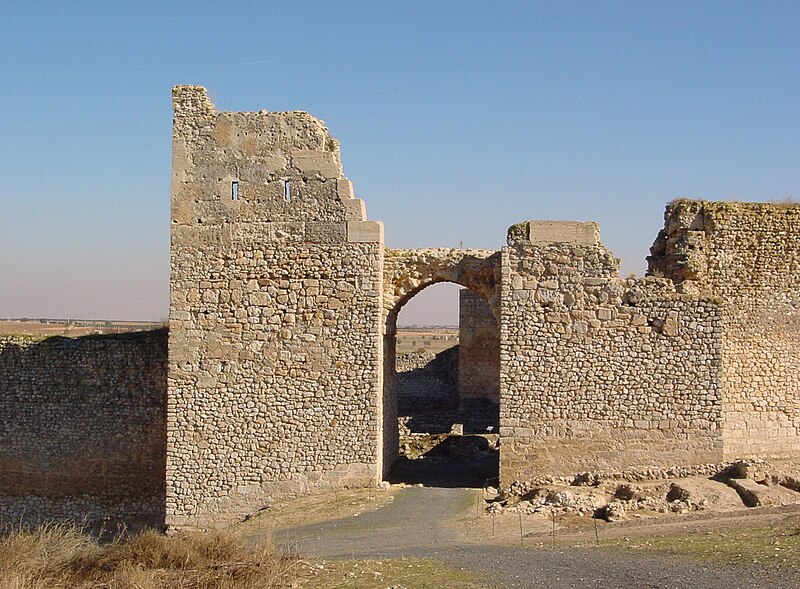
[0,319,164,338]
[396,326,458,354]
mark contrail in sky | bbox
[235,59,275,65]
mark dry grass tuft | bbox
[0,524,296,589]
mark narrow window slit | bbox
[283,179,291,202]
[231,181,239,201]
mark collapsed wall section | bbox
[500,221,723,481]
[649,200,800,459]
[168,86,384,527]
[0,331,167,527]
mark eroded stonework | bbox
[168,86,384,527]
[164,88,800,526]
[3,87,797,529]
[500,222,724,479]
[648,200,800,459]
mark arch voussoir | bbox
[383,248,502,324]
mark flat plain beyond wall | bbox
[0,330,167,527]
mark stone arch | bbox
[383,248,502,331]
[379,248,502,480]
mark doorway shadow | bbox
[387,435,499,489]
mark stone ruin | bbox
[395,289,499,442]
[0,85,798,528]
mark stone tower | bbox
[168,86,384,527]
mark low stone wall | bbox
[396,349,459,443]
[396,349,458,413]
[0,330,167,527]
[396,348,499,442]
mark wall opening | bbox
[283,179,291,202]
[383,281,499,488]
[231,180,239,201]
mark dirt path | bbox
[263,486,800,588]
[272,486,474,557]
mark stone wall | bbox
[396,350,458,413]
[168,86,384,527]
[396,351,438,373]
[0,330,167,527]
[2,86,798,528]
[500,221,724,481]
[458,289,500,403]
[649,200,800,459]
[396,349,459,439]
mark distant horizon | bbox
[1,316,459,329]
[1,317,163,324]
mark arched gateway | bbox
[165,86,800,528]
[380,249,502,476]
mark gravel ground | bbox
[395,544,799,589]
[268,485,800,588]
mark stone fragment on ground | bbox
[490,462,800,525]
[725,477,800,507]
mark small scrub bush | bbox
[614,484,636,501]
[666,483,691,503]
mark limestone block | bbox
[535,288,563,305]
[528,221,600,245]
[594,308,611,321]
[343,199,366,221]
[291,150,341,179]
[347,221,384,243]
[263,155,288,170]
[507,220,601,246]
[337,178,355,199]
[269,222,305,242]
[304,222,347,243]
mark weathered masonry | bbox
[2,86,797,529]
[0,331,167,528]
[163,86,800,527]
[168,87,384,526]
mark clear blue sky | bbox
[1,1,798,324]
